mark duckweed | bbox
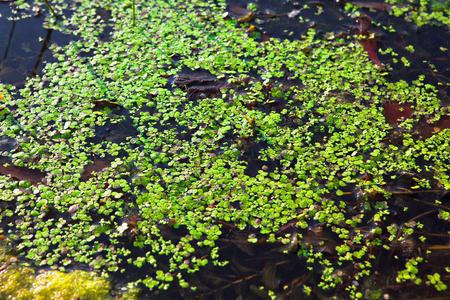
[0,0,449,299]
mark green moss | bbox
[0,247,138,299]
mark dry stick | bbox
[392,209,450,252]
[285,274,308,296]
[343,188,443,196]
[388,188,445,195]
[424,245,450,250]
[214,219,238,229]
[201,260,292,297]
[213,273,258,293]
[414,231,449,238]
[428,63,449,89]
[385,282,450,299]
[407,209,438,223]
[388,209,437,260]
[412,197,450,211]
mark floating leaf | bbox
[91,99,122,110]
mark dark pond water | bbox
[0,1,76,87]
[0,0,449,299]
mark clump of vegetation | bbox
[0,245,138,299]
[344,0,449,27]
[386,0,449,27]
[0,0,448,299]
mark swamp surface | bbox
[0,0,449,299]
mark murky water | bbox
[0,0,449,299]
[0,1,75,87]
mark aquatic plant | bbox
[0,245,138,299]
[0,0,448,299]
[43,0,58,18]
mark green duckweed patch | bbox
[386,0,449,27]
[343,0,449,28]
[0,0,449,299]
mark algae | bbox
[0,245,138,300]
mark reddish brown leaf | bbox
[91,99,122,110]
[81,156,113,181]
[0,157,45,185]
[383,102,414,125]
[355,15,382,67]
[359,38,382,67]
[355,15,372,35]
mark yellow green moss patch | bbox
[0,249,138,300]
